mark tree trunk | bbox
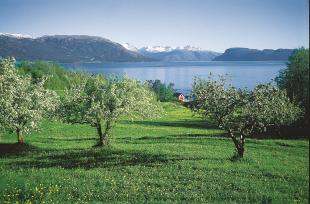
[102,120,113,146]
[96,122,104,146]
[17,128,23,144]
[228,130,245,158]
[238,135,245,158]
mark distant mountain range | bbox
[213,47,295,61]
[132,44,221,61]
[0,33,148,63]
[0,33,296,62]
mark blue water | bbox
[61,61,286,93]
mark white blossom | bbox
[0,57,59,143]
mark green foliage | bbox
[191,75,244,128]
[147,79,176,102]
[59,75,162,146]
[0,103,308,203]
[17,60,71,90]
[191,75,301,157]
[0,58,59,143]
[235,84,302,134]
[59,74,105,126]
[275,47,309,122]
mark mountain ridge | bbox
[0,34,149,63]
[213,47,295,61]
[0,33,296,62]
[121,43,221,61]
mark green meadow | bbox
[0,102,308,203]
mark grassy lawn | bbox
[0,102,308,203]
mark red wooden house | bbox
[174,93,186,102]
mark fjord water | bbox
[62,61,286,93]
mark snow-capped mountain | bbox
[140,45,174,53]
[0,34,149,63]
[0,33,221,62]
[139,45,202,53]
[0,33,33,39]
[121,44,221,61]
[121,44,211,52]
[121,43,139,52]
[182,45,202,51]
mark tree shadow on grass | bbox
[123,120,218,129]
[46,137,97,142]
[0,143,39,157]
[8,148,169,169]
[138,133,227,140]
[118,133,228,145]
[7,146,226,170]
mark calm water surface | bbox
[62,61,286,93]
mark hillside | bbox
[0,34,149,63]
[0,102,308,203]
[213,47,295,61]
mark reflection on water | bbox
[62,61,286,92]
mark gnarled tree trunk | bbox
[96,121,104,146]
[95,120,113,147]
[228,130,245,158]
[103,121,112,146]
[16,128,23,144]
[238,135,245,158]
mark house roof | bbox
[173,92,184,97]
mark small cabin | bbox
[174,92,186,102]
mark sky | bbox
[0,0,308,52]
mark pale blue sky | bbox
[0,0,308,52]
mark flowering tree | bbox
[0,57,59,144]
[191,75,301,158]
[276,48,309,125]
[59,75,162,146]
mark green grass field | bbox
[0,102,308,203]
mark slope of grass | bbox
[0,102,308,203]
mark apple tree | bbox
[59,75,162,146]
[191,75,301,158]
[0,57,59,144]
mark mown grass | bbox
[0,102,308,203]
